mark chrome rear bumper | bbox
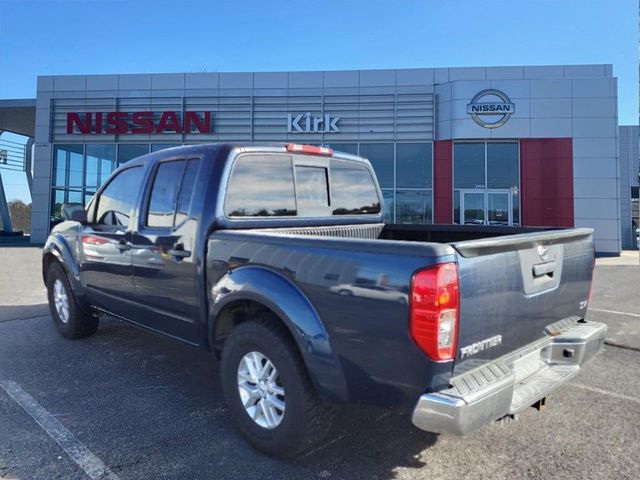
[411,320,607,435]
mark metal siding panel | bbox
[46,73,435,148]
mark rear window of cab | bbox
[224,154,381,218]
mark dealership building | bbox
[619,125,639,249]
[0,64,626,253]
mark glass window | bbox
[295,166,329,209]
[324,144,358,155]
[51,189,65,221]
[329,159,381,215]
[84,191,96,206]
[117,144,149,165]
[512,191,520,226]
[359,143,394,189]
[53,145,83,187]
[452,142,520,226]
[225,155,296,217]
[396,143,432,188]
[151,144,180,152]
[95,167,144,228]
[100,158,113,185]
[85,155,99,188]
[487,143,519,189]
[175,159,201,226]
[67,190,82,204]
[462,192,485,225]
[454,143,485,189]
[147,160,186,228]
[86,145,116,188]
[453,190,460,224]
[396,190,432,224]
[68,152,83,187]
[382,190,394,223]
[54,151,67,187]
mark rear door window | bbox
[146,158,201,229]
[174,159,201,226]
[146,160,187,228]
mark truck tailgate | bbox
[451,228,594,372]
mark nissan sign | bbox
[466,89,515,128]
[66,111,212,134]
[287,113,340,133]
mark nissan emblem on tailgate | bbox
[537,245,549,261]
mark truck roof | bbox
[122,143,368,169]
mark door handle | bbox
[168,244,191,259]
[115,239,131,252]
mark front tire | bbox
[220,315,334,457]
[46,262,98,339]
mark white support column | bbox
[0,130,13,232]
[25,137,34,194]
[0,173,13,232]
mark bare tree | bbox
[7,200,31,234]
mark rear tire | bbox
[220,315,334,457]
[46,262,98,339]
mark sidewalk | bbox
[591,250,640,351]
[596,250,639,266]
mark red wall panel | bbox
[433,140,453,223]
[520,138,574,227]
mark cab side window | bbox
[146,158,201,229]
[94,166,144,228]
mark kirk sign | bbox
[287,113,340,133]
[66,111,212,134]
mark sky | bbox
[0,0,638,202]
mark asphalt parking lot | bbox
[0,247,639,480]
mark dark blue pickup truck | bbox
[42,143,606,457]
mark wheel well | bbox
[212,300,295,360]
[42,252,61,281]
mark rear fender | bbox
[209,265,348,402]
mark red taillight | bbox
[81,235,109,246]
[285,144,333,156]
[409,263,459,362]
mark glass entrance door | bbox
[461,191,485,225]
[461,190,513,226]
[487,191,512,225]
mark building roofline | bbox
[35,63,615,82]
[0,99,36,108]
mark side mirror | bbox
[61,203,88,224]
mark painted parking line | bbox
[589,307,640,319]
[0,380,121,480]
[568,382,640,405]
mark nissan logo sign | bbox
[466,89,515,129]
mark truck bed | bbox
[247,222,564,243]
[208,222,594,408]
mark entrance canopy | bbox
[0,99,36,137]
